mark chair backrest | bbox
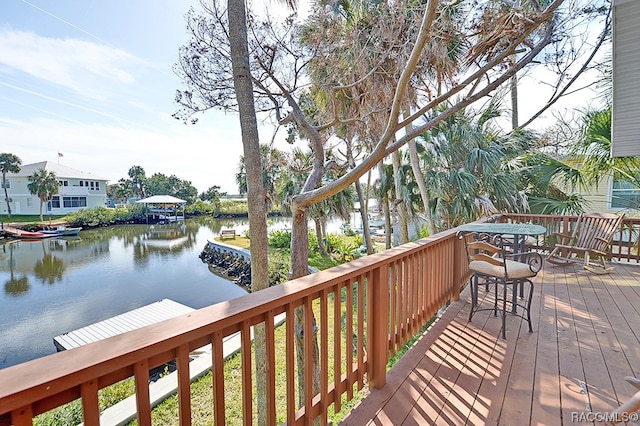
[573,213,624,252]
[460,232,508,269]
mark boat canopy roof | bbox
[135,195,187,205]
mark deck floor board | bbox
[343,263,640,425]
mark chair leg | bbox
[526,279,534,332]
[468,276,477,322]
[502,282,507,339]
[493,277,498,316]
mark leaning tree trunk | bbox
[407,139,436,236]
[392,151,409,245]
[228,0,270,422]
[377,161,393,249]
[314,217,327,256]
[290,201,321,408]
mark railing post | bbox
[452,236,463,301]
[368,264,389,389]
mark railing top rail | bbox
[0,225,462,412]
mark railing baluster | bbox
[265,311,277,425]
[356,274,365,390]
[369,263,389,389]
[303,296,313,424]
[10,406,32,426]
[80,379,99,426]
[319,289,329,425]
[211,331,225,425]
[134,359,151,426]
[285,304,296,424]
[241,320,253,425]
[333,282,343,413]
[346,277,354,400]
[177,344,191,426]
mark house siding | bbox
[612,0,640,157]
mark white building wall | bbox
[1,162,109,216]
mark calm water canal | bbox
[0,217,261,370]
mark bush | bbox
[66,205,146,227]
[186,200,218,216]
[268,230,291,248]
[307,232,319,254]
[268,250,291,285]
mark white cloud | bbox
[0,113,247,194]
[0,28,136,98]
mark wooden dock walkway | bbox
[53,299,195,351]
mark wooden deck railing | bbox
[2,213,636,425]
[0,227,468,425]
[498,213,640,263]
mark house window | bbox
[90,181,95,190]
[51,196,60,208]
[62,196,87,208]
[611,179,640,209]
[79,181,84,187]
[59,180,68,186]
[96,182,100,190]
[1,179,10,189]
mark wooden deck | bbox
[344,262,640,425]
[53,299,194,351]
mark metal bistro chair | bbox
[460,232,543,339]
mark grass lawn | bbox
[0,214,67,224]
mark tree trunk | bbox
[314,217,327,256]
[510,55,519,130]
[407,139,435,235]
[290,202,321,408]
[355,180,373,254]
[228,0,269,422]
[3,176,12,218]
[377,161,393,249]
[346,142,373,254]
[392,151,409,244]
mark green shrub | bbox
[268,230,291,248]
[268,250,291,285]
[66,205,145,227]
[186,200,218,215]
[307,232,319,254]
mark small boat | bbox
[3,227,49,239]
[42,226,82,237]
[17,230,48,239]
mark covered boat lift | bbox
[136,195,186,223]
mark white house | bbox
[1,161,109,216]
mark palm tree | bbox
[0,153,22,218]
[27,168,59,221]
[419,103,527,230]
[572,108,640,189]
[127,166,147,199]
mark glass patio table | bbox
[458,222,547,254]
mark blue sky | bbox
[0,0,258,194]
[1,1,605,195]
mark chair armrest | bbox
[505,251,543,273]
[471,252,505,267]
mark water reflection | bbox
[0,217,256,369]
[0,216,320,369]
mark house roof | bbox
[9,161,109,181]
[136,195,187,204]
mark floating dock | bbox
[53,299,195,351]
